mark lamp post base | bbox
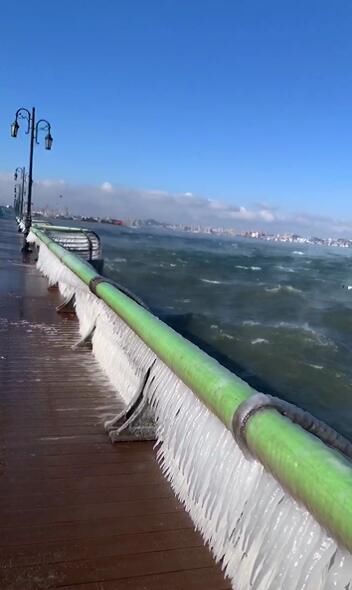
[22,230,32,254]
[21,216,32,253]
[21,241,32,254]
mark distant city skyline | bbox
[2,170,352,238]
[2,171,352,239]
[30,207,352,249]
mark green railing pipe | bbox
[31,225,352,551]
[35,224,93,233]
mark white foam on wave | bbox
[293,250,305,256]
[201,278,222,284]
[113,257,127,263]
[251,338,269,345]
[274,321,315,333]
[221,333,235,340]
[273,322,335,349]
[236,265,262,271]
[243,320,261,326]
[265,285,303,294]
[276,265,295,273]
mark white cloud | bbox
[101,181,113,193]
[1,171,351,238]
[41,178,65,187]
[260,209,275,222]
[209,199,228,210]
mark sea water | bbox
[87,223,352,442]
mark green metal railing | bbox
[30,224,352,552]
[30,223,103,271]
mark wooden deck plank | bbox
[0,220,230,589]
[1,497,183,528]
[0,529,202,568]
[3,568,230,590]
[0,547,218,589]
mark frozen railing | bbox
[31,223,103,272]
[37,224,101,260]
[27,224,352,590]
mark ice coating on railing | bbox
[30,234,352,590]
[146,360,352,589]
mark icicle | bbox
[147,359,352,590]
[74,291,156,403]
[33,239,86,294]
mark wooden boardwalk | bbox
[0,220,230,590]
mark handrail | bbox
[30,224,352,552]
[32,223,102,263]
[35,223,96,235]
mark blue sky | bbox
[2,0,352,231]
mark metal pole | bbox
[14,184,17,215]
[20,169,26,218]
[23,107,35,252]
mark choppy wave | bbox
[265,285,303,294]
[273,322,335,348]
[235,265,262,271]
[98,222,352,441]
[201,278,222,284]
[276,265,295,273]
[272,321,320,336]
[221,332,235,340]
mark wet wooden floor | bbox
[0,220,230,590]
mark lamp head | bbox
[11,120,19,138]
[45,132,53,150]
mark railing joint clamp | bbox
[89,276,109,297]
[231,393,276,459]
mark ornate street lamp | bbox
[10,107,53,251]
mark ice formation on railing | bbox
[30,233,352,590]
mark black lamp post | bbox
[13,184,18,215]
[14,166,26,219]
[10,107,53,251]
